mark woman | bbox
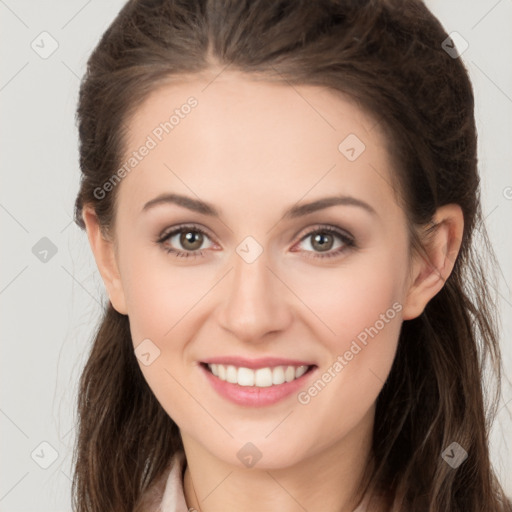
[72,0,512,510]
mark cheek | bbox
[294,247,407,350]
[119,240,214,345]
[288,247,407,426]
[118,245,209,426]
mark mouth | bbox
[201,362,316,387]
[199,360,318,407]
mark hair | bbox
[72,0,512,511]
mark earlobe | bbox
[81,205,128,315]
[402,204,464,320]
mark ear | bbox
[81,205,128,315]
[402,204,464,320]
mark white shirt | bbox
[153,450,372,512]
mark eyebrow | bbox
[141,192,377,219]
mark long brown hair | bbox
[72,0,512,510]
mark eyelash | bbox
[156,224,356,260]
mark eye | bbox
[156,223,356,260]
[156,224,216,258]
[292,226,356,259]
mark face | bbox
[91,72,421,469]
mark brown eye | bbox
[293,226,356,260]
[157,225,214,257]
[310,232,335,252]
[180,230,204,251]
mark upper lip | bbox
[201,356,315,370]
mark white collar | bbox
[159,450,189,512]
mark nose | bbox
[216,249,293,343]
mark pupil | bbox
[313,233,332,252]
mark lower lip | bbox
[200,364,316,407]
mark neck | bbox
[181,407,376,512]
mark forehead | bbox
[118,72,399,221]
[125,71,383,151]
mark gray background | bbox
[1,0,511,510]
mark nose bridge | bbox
[217,244,291,341]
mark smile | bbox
[199,360,317,407]
[206,363,311,387]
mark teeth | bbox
[284,366,295,382]
[207,364,310,387]
[254,368,273,387]
[295,365,308,378]
[237,367,255,386]
[226,365,237,384]
[272,366,285,385]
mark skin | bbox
[82,70,464,512]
